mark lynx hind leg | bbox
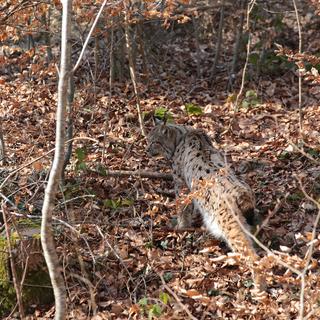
[226,220,267,296]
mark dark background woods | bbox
[0,0,320,318]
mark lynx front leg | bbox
[173,177,194,229]
[176,203,194,229]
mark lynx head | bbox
[146,123,186,160]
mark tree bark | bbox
[62,74,75,181]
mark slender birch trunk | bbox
[41,1,108,317]
[41,1,72,319]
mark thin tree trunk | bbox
[117,28,125,82]
[124,4,146,136]
[109,20,115,93]
[42,4,53,63]
[227,0,246,91]
[192,15,201,79]
[41,1,72,319]
[137,22,149,82]
[41,1,108,315]
[0,117,6,165]
[94,36,99,100]
[210,0,225,82]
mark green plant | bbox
[138,292,170,319]
[241,90,260,109]
[148,304,162,319]
[243,278,255,288]
[145,241,154,249]
[159,292,170,305]
[278,151,291,160]
[154,107,173,122]
[287,192,304,203]
[306,147,320,158]
[208,289,221,296]
[75,147,87,171]
[185,103,203,116]
[162,272,173,282]
[103,197,134,209]
[63,181,96,200]
[160,239,169,250]
[95,164,107,176]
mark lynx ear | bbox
[153,115,163,126]
[160,125,169,135]
[163,111,169,125]
[153,110,169,126]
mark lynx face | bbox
[146,124,188,159]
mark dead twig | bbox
[0,136,99,190]
[295,174,320,320]
[288,140,319,164]
[254,197,285,237]
[159,273,198,320]
[69,273,97,315]
[96,225,135,292]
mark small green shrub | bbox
[185,103,203,116]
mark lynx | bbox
[147,123,266,295]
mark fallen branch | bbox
[89,169,173,180]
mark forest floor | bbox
[1,16,320,320]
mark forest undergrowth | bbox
[1,5,320,319]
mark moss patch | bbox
[0,228,54,317]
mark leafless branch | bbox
[69,272,97,315]
[292,0,303,134]
[72,0,108,73]
[0,137,98,190]
[225,0,255,133]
